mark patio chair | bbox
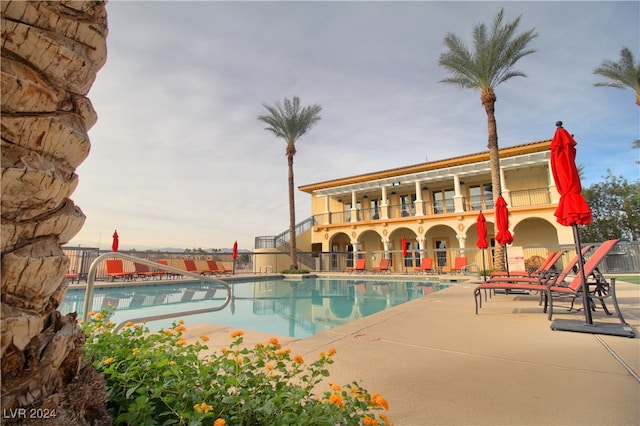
[66,271,80,284]
[105,259,135,281]
[205,259,231,275]
[450,256,468,274]
[546,239,627,323]
[134,263,164,280]
[371,258,390,274]
[414,258,434,274]
[346,258,366,273]
[183,259,208,275]
[490,250,566,278]
[157,259,179,279]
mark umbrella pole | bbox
[504,244,510,276]
[482,249,487,281]
[573,224,593,325]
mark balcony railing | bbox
[315,187,551,225]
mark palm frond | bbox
[593,47,640,92]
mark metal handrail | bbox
[82,252,232,331]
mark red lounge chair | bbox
[415,258,434,274]
[450,256,468,274]
[490,250,566,278]
[66,271,79,284]
[346,258,366,273]
[134,263,164,280]
[105,259,135,281]
[206,259,231,275]
[183,259,208,275]
[473,240,619,317]
[546,239,627,323]
[371,258,390,274]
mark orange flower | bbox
[134,324,141,330]
[176,337,187,346]
[371,393,389,410]
[124,321,134,328]
[214,419,226,426]
[328,393,343,406]
[379,413,392,425]
[163,329,173,335]
[178,319,185,325]
[229,330,244,338]
[174,325,186,332]
[236,358,243,366]
[200,333,210,342]
[265,363,275,370]
[330,383,341,391]
[93,313,103,320]
[268,337,281,348]
[293,354,304,364]
[363,416,379,426]
[103,357,115,365]
[193,402,213,413]
[327,347,337,356]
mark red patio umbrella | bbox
[401,236,408,274]
[232,240,238,274]
[476,212,488,280]
[550,121,593,325]
[494,195,513,274]
[111,230,119,252]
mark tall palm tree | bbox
[437,8,537,271]
[593,47,640,106]
[1,0,110,421]
[258,96,322,270]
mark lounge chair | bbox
[134,263,164,280]
[206,259,231,275]
[183,259,208,275]
[414,258,434,274]
[546,239,627,323]
[346,258,366,273]
[66,271,80,284]
[157,259,179,279]
[105,259,135,281]
[371,258,390,274]
[490,250,566,278]
[450,256,468,274]
[474,241,619,317]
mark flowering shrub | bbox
[82,311,392,425]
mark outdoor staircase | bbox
[254,217,315,269]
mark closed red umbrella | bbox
[476,212,488,280]
[401,236,408,274]
[550,121,593,325]
[111,230,119,252]
[232,240,238,274]
[494,195,512,275]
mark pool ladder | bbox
[83,252,231,331]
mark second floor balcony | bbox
[316,187,552,226]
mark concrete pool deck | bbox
[184,274,640,425]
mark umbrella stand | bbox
[503,244,510,276]
[551,226,634,337]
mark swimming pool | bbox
[60,277,455,338]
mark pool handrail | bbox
[82,253,232,330]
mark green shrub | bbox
[280,269,311,274]
[82,311,392,425]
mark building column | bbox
[500,168,510,203]
[453,174,465,212]
[414,180,425,216]
[323,195,330,225]
[380,186,389,219]
[548,159,559,203]
[350,191,358,222]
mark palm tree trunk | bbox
[482,90,506,272]
[287,152,299,270]
[1,1,111,423]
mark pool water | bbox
[60,277,454,338]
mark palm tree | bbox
[437,8,538,271]
[258,96,322,270]
[593,47,640,106]
[1,0,110,421]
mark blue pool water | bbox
[60,277,454,338]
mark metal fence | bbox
[64,241,639,280]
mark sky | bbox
[69,0,640,252]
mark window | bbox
[433,189,454,214]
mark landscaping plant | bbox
[82,311,392,425]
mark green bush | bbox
[82,311,392,425]
[280,269,311,274]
